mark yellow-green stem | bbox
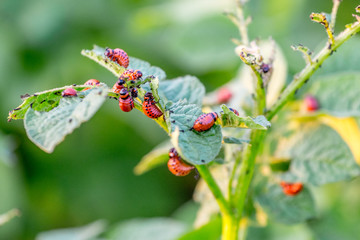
[234,130,266,219]
[222,213,239,240]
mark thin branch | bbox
[266,21,360,121]
[330,0,342,32]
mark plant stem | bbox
[252,66,266,115]
[222,213,239,240]
[196,165,231,216]
[330,0,341,32]
[265,21,360,121]
[233,130,266,220]
[235,2,249,46]
[228,153,242,203]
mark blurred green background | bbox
[0,0,359,239]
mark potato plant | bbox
[7,0,360,239]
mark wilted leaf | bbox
[108,218,187,240]
[24,86,109,153]
[169,101,222,165]
[134,140,173,175]
[220,105,271,130]
[8,85,90,121]
[36,220,106,240]
[256,181,315,224]
[279,124,360,185]
[158,75,205,106]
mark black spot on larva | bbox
[69,118,73,123]
[30,103,33,108]
[33,94,38,97]
[72,84,77,86]
[294,89,298,95]
[305,78,310,84]
[201,159,205,163]
[180,130,185,133]
[40,100,46,104]
[171,120,175,123]
[54,91,61,96]
[13,107,21,111]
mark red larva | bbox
[82,79,100,91]
[304,95,319,112]
[167,148,194,177]
[142,92,163,119]
[229,108,239,116]
[280,181,303,196]
[112,79,126,94]
[192,112,218,132]
[62,88,77,97]
[130,87,138,98]
[105,48,129,68]
[118,88,134,112]
[119,69,143,81]
[217,87,233,103]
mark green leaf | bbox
[24,86,109,153]
[129,57,166,81]
[36,220,106,240]
[280,124,360,185]
[8,85,91,121]
[220,105,271,130]
[134,140,173,175]
[169,101,222,165]
[81,45,166,80]
[158,75,205,106]
[108,218,187,240]
[178,217,221,240]
[81,45,125,78]
[256,180,315,225]
[223,137,250,145]
[304,72,360,117]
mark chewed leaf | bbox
[256,180,315,224]
[220,105,271,130]
[134,140,173,175]
[129,57,166,81]
[81,45,126,77]
[8,85,94,121]
[24,86,109,153]
[158,75,205,106]
[169,101,222,165]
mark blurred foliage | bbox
[0,0,359,239]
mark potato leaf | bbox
[24,86,109,153]
[169,100,222,165]
[219,105,271,130]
